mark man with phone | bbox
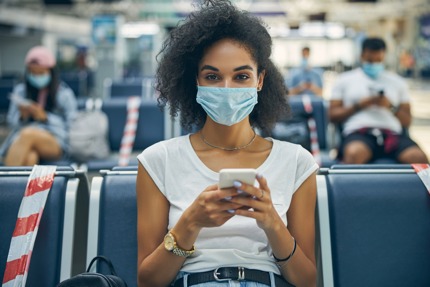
[329,37,427,164]
[286,46,323,97]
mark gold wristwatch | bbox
[164,231,195,258]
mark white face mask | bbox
[196,86,258,126]
[27,73,51,88]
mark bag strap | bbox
[87,256,119,276]
[2,165,57,287]
[301,95,321,165]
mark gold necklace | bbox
[200,130,257,151]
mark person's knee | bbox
[343,141,372,164]
[24,151,39,166]
[17,127,41,144]
[398,147,428,163]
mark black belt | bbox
[173,267,294,287]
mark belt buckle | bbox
[213,267,245,282]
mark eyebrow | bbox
[200,65,254,72]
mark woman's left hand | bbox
[229,174,281,231]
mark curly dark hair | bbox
[156,0,289,133]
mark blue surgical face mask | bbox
[362,62,384,79]
[196,86,258,126]
[27,73,51,88]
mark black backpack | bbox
[57,256,128,287]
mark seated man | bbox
[286,46,323,97]
[329,37,428,164]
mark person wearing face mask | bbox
[286,47,323,97]
[0,46,77,166]
[329,37,428,164]
[136,1,318,287]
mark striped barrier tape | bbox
[118,96,141,166]
[302,95,321,166]
[2,165,57,287]
[411,163,430,195]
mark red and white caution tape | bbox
[118,96,141,166]
[2,165,57,287]
[411,164,430,195]
[302,95,321,166]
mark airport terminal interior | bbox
[0,0,429,160]
[0,0,430,286]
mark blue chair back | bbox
[0,79,15,112]
[87,170,138,286]
[101,98,165,152]
[288,96,327,150]
[0,166,89,286]
[317,169,430,287]
[109,79,143,98]
[80,97,165,170]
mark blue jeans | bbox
[173,271,277,287]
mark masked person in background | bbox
[286,47,323,97]
[329,37,428,164]
[136,1,318,287]
[0,46,77,166]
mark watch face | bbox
[164,233,175,251]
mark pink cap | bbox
[25,46,56,68]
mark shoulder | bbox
[271,139,315,163]
[271,139,319,189]
[138,135,189,164]
[12,83,26,95]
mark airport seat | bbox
[316,168,430,287]
[288,96,327,150]
[0,78,16,116]
[0,166,90,286]
[60,71,93,98]
[267,95,334,167]
[330,163,412,169]
[87,169,138,287]
[83,98,165,171]
[111,165,139,171]
[105,78,144,98]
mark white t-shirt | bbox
[331,68,409,135]
[137,135,318,275]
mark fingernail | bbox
[237,189,244,194]
[227,209,235,214]
[224,196,232,200]
[256,173,263,179]
[233,181,242,188]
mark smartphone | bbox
[218,168,257,189]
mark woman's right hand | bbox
[184,184,243,229]
[19,106,31,121]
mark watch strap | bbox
[166,231,195,258]
[172,244,195,257]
